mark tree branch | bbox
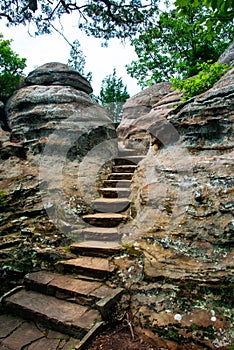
[50,23,74,49]
[0,12,14,22]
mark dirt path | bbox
[86,324,158,350]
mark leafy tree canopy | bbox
[99,68,130,103]
[99,68,130,122]
[126,4,234,87]
[0,0,233,41]
[175,0,234,21]
[0,0,160,40]
[0,33,26,101]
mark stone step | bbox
[24,271,123,318]
[24,271,102,305]
[3,289,103,338]
[112,165,137,173]
[82,227,119,241]
[118,149,139,157]
[0,313,86,350]
[99,187,131,198]
[103,179,131,188]
[93,198,130,213]
[82,213,127,227]
[115,156,145,165]
[70,240,123,257]
[55,256,116,279]
[108,173,133,180]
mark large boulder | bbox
[117,82,174,152]
[6,84,114,157]
[0,101,11,132]
[0,63,117,270]
[121,82,172,121]
[119,41,234,152]
[119,68,234,348]
[218,41,234,66]
[169,67,234,149]
[25,62,93,94]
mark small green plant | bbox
[122,242,143,257]
[171,61,231,100]
[3,244,37,272]
[0,190,6,206]
[63,245,71,252]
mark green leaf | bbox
[0,33,26,101]
[127,4,233,87]
[171,61,231,100]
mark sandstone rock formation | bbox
[121,82,172,121]
[218,41,234,66]
[118,62,234,347]
[0,63,117,292]
[117,82,181,153]
[6,85,114,157]
[0,101,11,132]
[26,62,93,94]
[1,44,234,349]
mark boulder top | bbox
[25,62,93,94]
[218,41,234,66]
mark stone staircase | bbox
[0,149,144,350]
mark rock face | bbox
[118,64,234,347]
[6,85,113,157]
[170,67,234,150]
[26,62,93,94]
[121,82,172,121]
[218,41,234,66]
[1,44,234,349]
[117,82,178,153]
[0,101,11,132]
[0,63,117,291]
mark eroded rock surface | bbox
[1,45,234,349]
[0,101,11,132]
[117,83,180,153]
[118,64,234,347]
[218,41,234,66]
[25,62,93,94]
[169,67,234,150]
[0,63,117,293]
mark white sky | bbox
[0,15,141,97]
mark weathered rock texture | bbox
[1,44,234,349]
[6,85,114,158]
[26,62,93,94]
[0,63,117,292]
[0,101,11,132]
[118,63,234,347]
[117,83,181,153]
[218,41,234,66]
